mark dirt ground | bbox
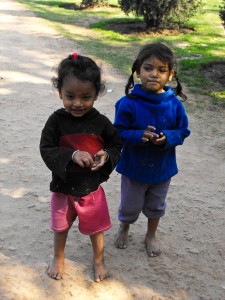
[1,1,225,299]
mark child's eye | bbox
[83,95,92,100]
[159,69,168,73]
[66,95,74,100]
[144,67,152,71]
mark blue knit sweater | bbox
[114,84,190,184]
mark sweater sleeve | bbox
[114,98,145,146]
[39,114,74,182]
[161,102,190,150]
[100,118,123,176]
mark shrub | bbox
[119,0,202,29]
[219,0,225,28]
[81,0,109,8]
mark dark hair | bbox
[125,43,187,101]
[52,54,105,96]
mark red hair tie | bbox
[71,52,78,59]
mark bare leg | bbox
[90,232,110,282]
[47,230,68,280]
[114,223,130,249]
[145,218,161,257]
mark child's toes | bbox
[53,273,62,280]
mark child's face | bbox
[59,75,97,118]
[137,56,174,94]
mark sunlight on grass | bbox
[212,91,225,103]
[19,0,225,106]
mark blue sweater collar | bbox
[130,84,174,103]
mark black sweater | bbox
[40,107,122,197]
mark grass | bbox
[19,0,225,105]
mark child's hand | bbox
[142,126,166,145]
[72,151,94,168]
[91,149,109,171]
[142,126,159,143]
[151,132,166,145]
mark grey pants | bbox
[118,175,171,224]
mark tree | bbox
[119,0,202,29]
[81,0,109,8]
[219,0,225,28]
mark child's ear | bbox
[59,91,63,100]
[168,70,174,82]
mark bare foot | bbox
[93,262,110,282]
[145,234,161,257]
[47,256,64,280]
[114,223,129,249]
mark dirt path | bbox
[0,1,225,299]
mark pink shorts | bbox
[51,186,111,235]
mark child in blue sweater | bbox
[114,43,190,257]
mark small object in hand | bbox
[93,155,101,165]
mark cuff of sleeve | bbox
[103,149,109,163]
[72,150,79,162]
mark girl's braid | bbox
[125,59,138,96]
[173,71,187,101]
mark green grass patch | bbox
[19,0,225,107]
[212,91,225,107]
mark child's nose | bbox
[73,98,82,106]
[151,69,158,76]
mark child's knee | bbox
[118,210,139,224]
